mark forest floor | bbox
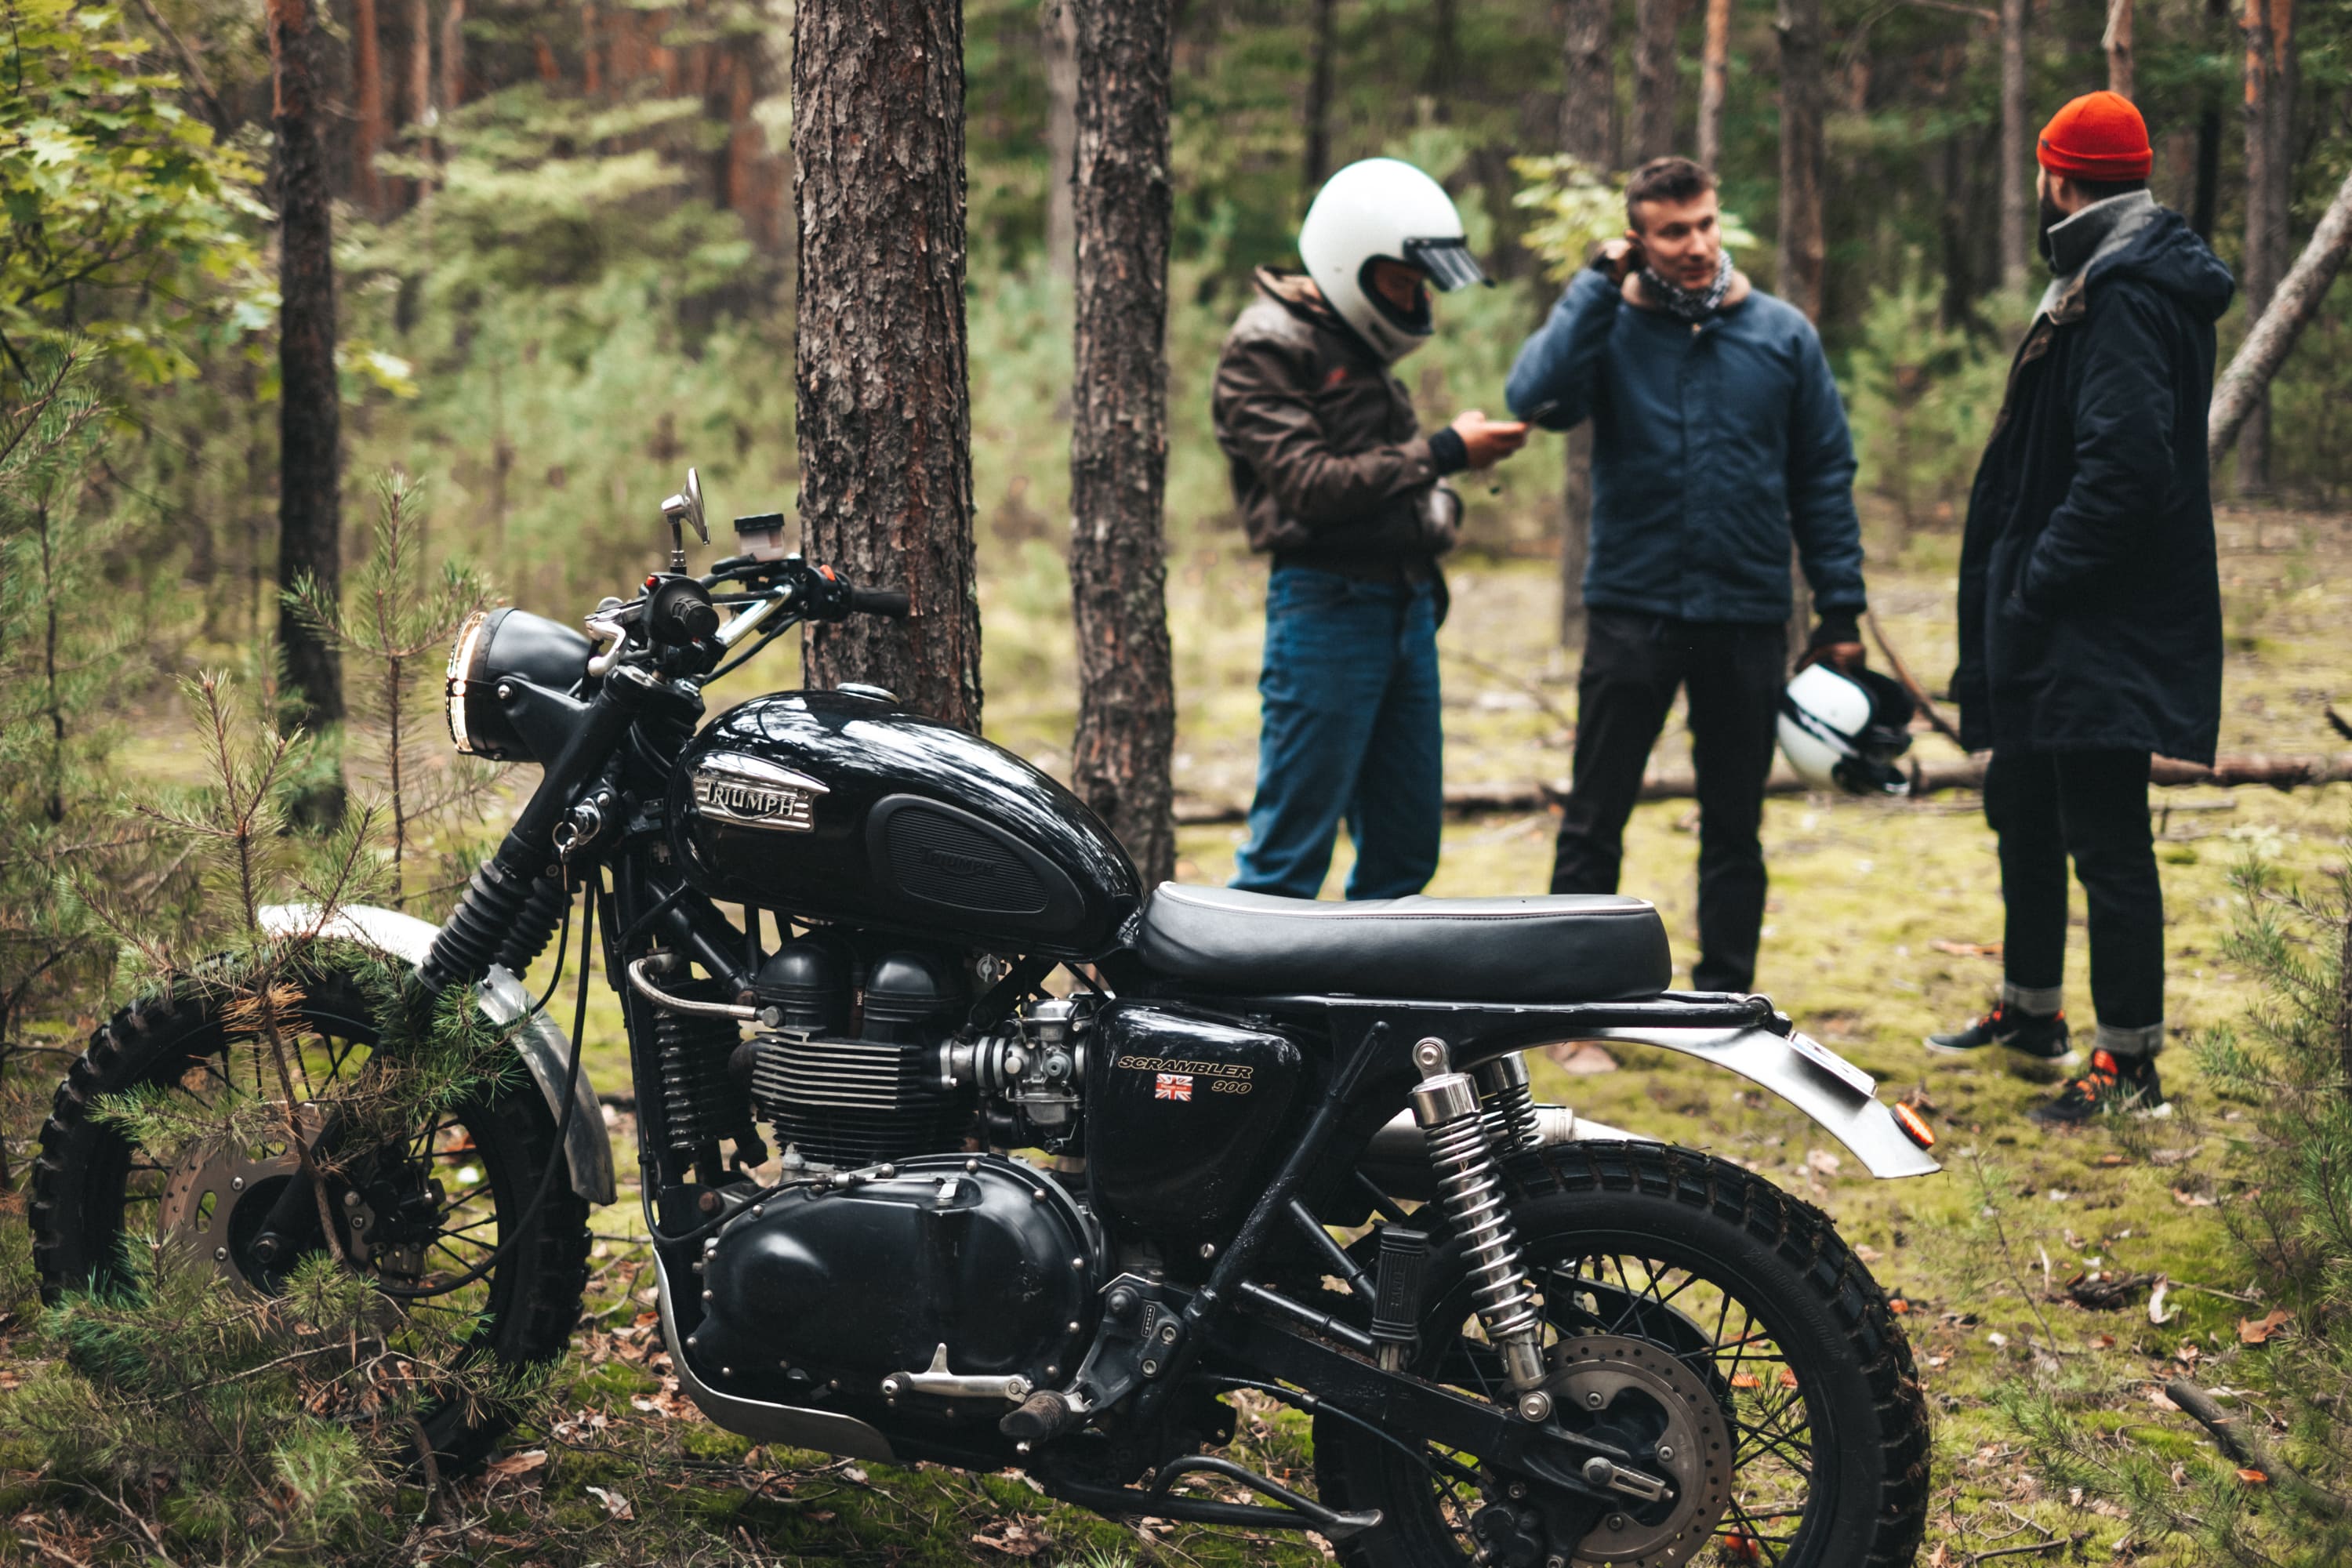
[6,501,2351,1565]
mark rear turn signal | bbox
[1893,1102,1936,1149]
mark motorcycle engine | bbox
[688,1154,1099,1415]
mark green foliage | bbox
[2010,840,2352,1563]
[291,471,497,914]
[1842,267,2022,541]
[0,0,266,382]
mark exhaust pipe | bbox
[1359,1104,1656,1200]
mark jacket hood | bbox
[2089,207,2236,324]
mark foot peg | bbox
[1000,1388,1083,1443]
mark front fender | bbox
[256,904,618,1206]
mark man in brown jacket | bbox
[1214,158,1525,898]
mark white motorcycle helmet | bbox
[1778,663,1917,797]
[1298,158,1488,363]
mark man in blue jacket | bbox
[1506,156,1867,994]
[1928,93,2234,1124]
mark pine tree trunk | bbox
[1425,0,1459,114]
[267,0,347,758]
[2236,0,2294,496]
[2104,0,2133,99]
[1068,0,1177,886]
[1775,0,1824,322]
[353,0,386,212]
[2209,165,2352,464]
[1633,0,1679,163]
[1998,0,2029,292]
[1697,0,1730,172]
[793,0,982,731]
[1044,0,1079,278]
[1777,0,1825,667]
[1557,0,1614,648]
[408,0,435,197]
[440,0,466,117]
[1303,0,1338,200]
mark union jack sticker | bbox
[1154,1073,1193,1102]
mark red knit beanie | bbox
[2038,91,2153,182]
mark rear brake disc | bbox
[1544,1334,1734,1567]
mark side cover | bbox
[1086,1004,1303,1245]
[671,689,1142,959]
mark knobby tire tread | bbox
[1319,1138,1930,1568]
[29,975,593,1473]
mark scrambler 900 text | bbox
[34,470,1938,1567]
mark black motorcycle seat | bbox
[1134,884,1672,1003]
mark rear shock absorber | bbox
[1474,1051,1543,1153]
[1412,1037,1553,1423]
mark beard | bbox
[2037,190,2066,263]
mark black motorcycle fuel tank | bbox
[1086,1003,1303,1246]
[670,688,1142,958]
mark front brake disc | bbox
[158,1105,383,1290]
[1545,1334,1734,1567]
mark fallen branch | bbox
[2164,1379,2350,1520]
[2209,165,2352,465]
[1171,753,2352,824]
[1865,609,1966,747]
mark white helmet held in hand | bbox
[1299,158,1488,363]
[1779,663,1917,797]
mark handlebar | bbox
[846,585,910,618]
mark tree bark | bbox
[1998,0,2029,292]
[1303,0,1338,200]
[352,0,386,213]
[1776,0,1825,321]
[439,0,466,117]
[1425,0,1460,115]
[1633,0,1679,163]
[267,0,347,753]
[1777,0,1825,666]
[793,0,982,731]
[1068,0,1177,887]
[1043,0,1079,278]
[1556,0,1614,648]
[2104,0,2133,100]
[2209,165,2352,464]
[1697,0,1730,172]
[2236,0,2295,495]
[408,0,435,196]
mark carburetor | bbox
[938,994,1097,1151]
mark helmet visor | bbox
[1403,237,1489,292]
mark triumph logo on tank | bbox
[690,753,829,833]
[1154,1073,1193,1102]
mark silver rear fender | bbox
[1364,1025,1938,1188]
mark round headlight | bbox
[445,607,593,763]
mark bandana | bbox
[1639,250,1735,322]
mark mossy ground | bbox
[7,502,2349,1563]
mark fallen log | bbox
[1171,753,2352,826]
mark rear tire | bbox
[29,967,592,1472]
[1316,1141,1929,1567]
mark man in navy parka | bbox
[1928,91,2235,1124]
[1505,155,1867,995]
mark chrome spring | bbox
[1423,1112,1542,1345]
[1475,1056,1544,1153]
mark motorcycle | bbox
[34,469,1937,1566]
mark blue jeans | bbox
[1232,567,1443,901]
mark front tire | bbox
[1316,1141,1929,1567]
[29,966,592,1472]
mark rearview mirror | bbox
[661,466,710,571]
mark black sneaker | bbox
[2027,1049,2171,1125]
[1925,1003,2076,1063]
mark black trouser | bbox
[1550,611,1786,993]
[1984,747,2165,1052]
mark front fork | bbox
[1410,1038,1555,1424]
